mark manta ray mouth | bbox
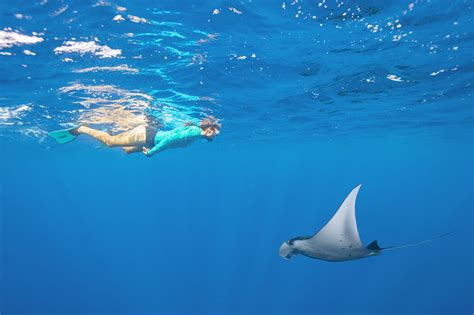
[279,242,295,259]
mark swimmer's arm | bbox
[143,140,165,157]
[143,127,200,157]
[143,129,177,156]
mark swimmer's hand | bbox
[143,147,151,157]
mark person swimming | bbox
[49,116,221,157]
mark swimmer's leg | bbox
[77,125,147,147]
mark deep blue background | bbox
[1,133,472,314]
[1,0,473,314]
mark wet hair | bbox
[200,116,221,131]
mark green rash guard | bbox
[146,125,202,156]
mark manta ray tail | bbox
[380,232,453,252]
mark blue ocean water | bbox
[0,0,473,314]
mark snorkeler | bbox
[49,116,221,157]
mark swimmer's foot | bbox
[49,124,83,144]
[70,124,88,136]
[69,126,80,136]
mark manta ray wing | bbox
[308,185,364,250]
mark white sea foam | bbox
[386,74,402,82]
[113,14,125,22]
[23,49,36,56]
[0,30,44,49]
[0,104,32,125]
[14,13,32,20]
[54,41,121,58]
[93,1,126,11]
[59,84,152,108]
[20,127,48,141]
[75,64,138,73]
[113,14,147,23]
[430,69,446,76]
[228,7,242,14]
[92,1,112,7]
[128,15,148,23]
[51,4,69,17]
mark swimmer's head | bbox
[200,116,221,140]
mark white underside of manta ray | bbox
[279,185,450,262]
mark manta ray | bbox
[279,185,449,262]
